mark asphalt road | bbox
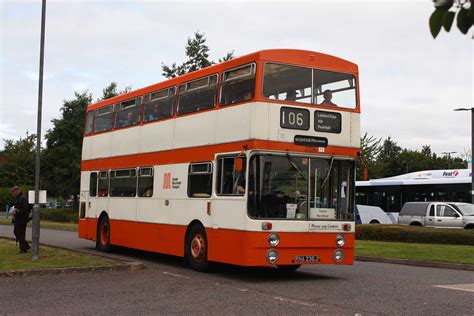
[1,224,473,315]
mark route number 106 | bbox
[283,112,304,126]
[280,107,309,130]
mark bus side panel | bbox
[109,220,186,257]
[78,218,97,240]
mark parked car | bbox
[398,202,474,229]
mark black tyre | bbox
[369,220,380,224]
[185,225,209,272]
[96,215,112,252]
[277,265,301,272]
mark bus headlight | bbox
[268,233,280,247]
[336,234,345,247]
[333,249,344,262]
[266,249,279,264]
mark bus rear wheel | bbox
[96,215,112,252]
[277,265,301,272]
[185,225,209,272]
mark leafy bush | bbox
[356,224,474,246]
[40,208,78,223]
[0,187,14,212]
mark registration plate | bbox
[294,255,319,263]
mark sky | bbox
[0,0,472,159]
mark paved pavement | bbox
[1,224,473,315]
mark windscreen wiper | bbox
[321,156,335,188]
[286,154,306,180]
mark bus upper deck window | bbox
[263,63,312,104]
[114,98,141,128]
[94,105,113,133]
[313,69,357,109]
[143,87,175,122]
[85,111,94,135]
[220,63,256,106]
[178,75,217,115]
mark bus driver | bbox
[319,89,338,107]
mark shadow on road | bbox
[103,245,342,282]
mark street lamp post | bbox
[441,151,457,169]
[454,107,474,204]
[32,0,47,261]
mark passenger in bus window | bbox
[118,111,136,127]
[233,91,253,103]
[285,90,297,102]
[243,91,253,101]
[144,186,153,197]
[146,104,162,121]
[319,90,338,107]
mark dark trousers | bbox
[14,222,29,252]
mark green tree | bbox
[430,0,473,38]
[98,82,131,102]
[41,92,93,202]
[0,133,36,187]
[377,137,403,178]
[41,83,130,207]
[357,135,468,180]
[162,31,234,79]
[357,133,382,180]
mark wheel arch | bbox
[96,211,109,231]
[185,219,206,237]
[96,211,109,240]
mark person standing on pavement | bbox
[11,186,31,253]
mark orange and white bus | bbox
[79,49,360,271]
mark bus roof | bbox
[356,169,472,187]
[87,49,359,111]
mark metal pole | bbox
[33,0,46,261]
[471,108,473,204]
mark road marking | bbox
[433,283,474,293]
[273,296,319,307]
[162,271,190,279]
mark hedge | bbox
[356,224,474,246]
[40,208,78,223]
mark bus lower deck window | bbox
[188,162,212,198]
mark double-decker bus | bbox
[79,49,360,271]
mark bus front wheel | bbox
[96,215,112,252]
[185,225,209,272]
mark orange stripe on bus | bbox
[81,140,360,170]
[78,217,354,266]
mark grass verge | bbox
[0,238,115,273]
[0,217,78,231]
[356,240,474,265]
